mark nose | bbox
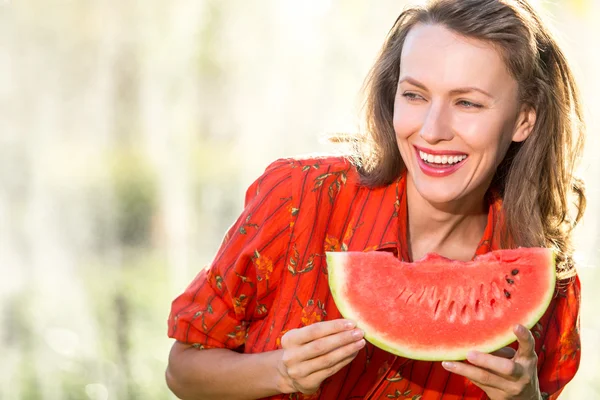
[419,101,453,144]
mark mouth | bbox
[413,146,468,177]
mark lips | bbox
[413,145,468,177]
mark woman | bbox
[166,0,585,399]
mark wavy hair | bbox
[353,0,586,278]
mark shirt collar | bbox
[346,170,504,261]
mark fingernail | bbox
[345,321,356,329]
[442,361,454,369]
[352,329,364,339]
[466,351,477,362]
[514,324,524,334]
[355,339,366,348]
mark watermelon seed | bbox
[429,286,437,306]
[395,287,406,300]
[433,300,441,320]
[474,300,482,319]
[505,277,515,284]
[460,304,469,323]
[504,289,511,299]
[511,269,519,275]
[417,287,426,303]
[448,301,457,322]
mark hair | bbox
[349,0,586,279]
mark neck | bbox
[406,176,488,262]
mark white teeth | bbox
[419,151,467,165]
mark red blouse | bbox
[168,156,580,399]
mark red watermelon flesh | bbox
[326,248,555,361]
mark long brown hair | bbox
[355,0,586,278]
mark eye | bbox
[457,100,483,109]
[402,92,425,102]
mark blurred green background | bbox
[0,0,598,399]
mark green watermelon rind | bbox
[326,249,556,361]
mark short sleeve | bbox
[167,158,296,349]
[536,275,581,399]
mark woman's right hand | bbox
[276,319,366,395]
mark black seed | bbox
[504,289,511,298]
[511,269,519,276]
[505,277,515,284]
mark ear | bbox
[512,104,536,143]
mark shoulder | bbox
[243,153,359,208]
[255,153,358,190]
[264,153,356,175]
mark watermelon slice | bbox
[326,248,555,361]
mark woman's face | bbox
[393,23,535,207]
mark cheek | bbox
[393,102,423,140]
[453,113,507,152]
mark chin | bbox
[418,187,464,206]
[410,174,469,206]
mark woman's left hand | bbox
[442,324,541,400]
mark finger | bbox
[466,351,523,379]
[295,328,364,360]
[298,347,361,389]
[490,346,516,359]
[442,360,510,390]
[283,319,356,346]
[514,324,536,358]
[295,339,365,376]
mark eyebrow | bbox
[398,76,494,99]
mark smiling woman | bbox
[393,23,538,260]
[166,1,586,399]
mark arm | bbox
[536,275,581,399]
[166,158,362,399]
[166,320,365,400]
[166,159,296,397]
[166,342,284,400]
